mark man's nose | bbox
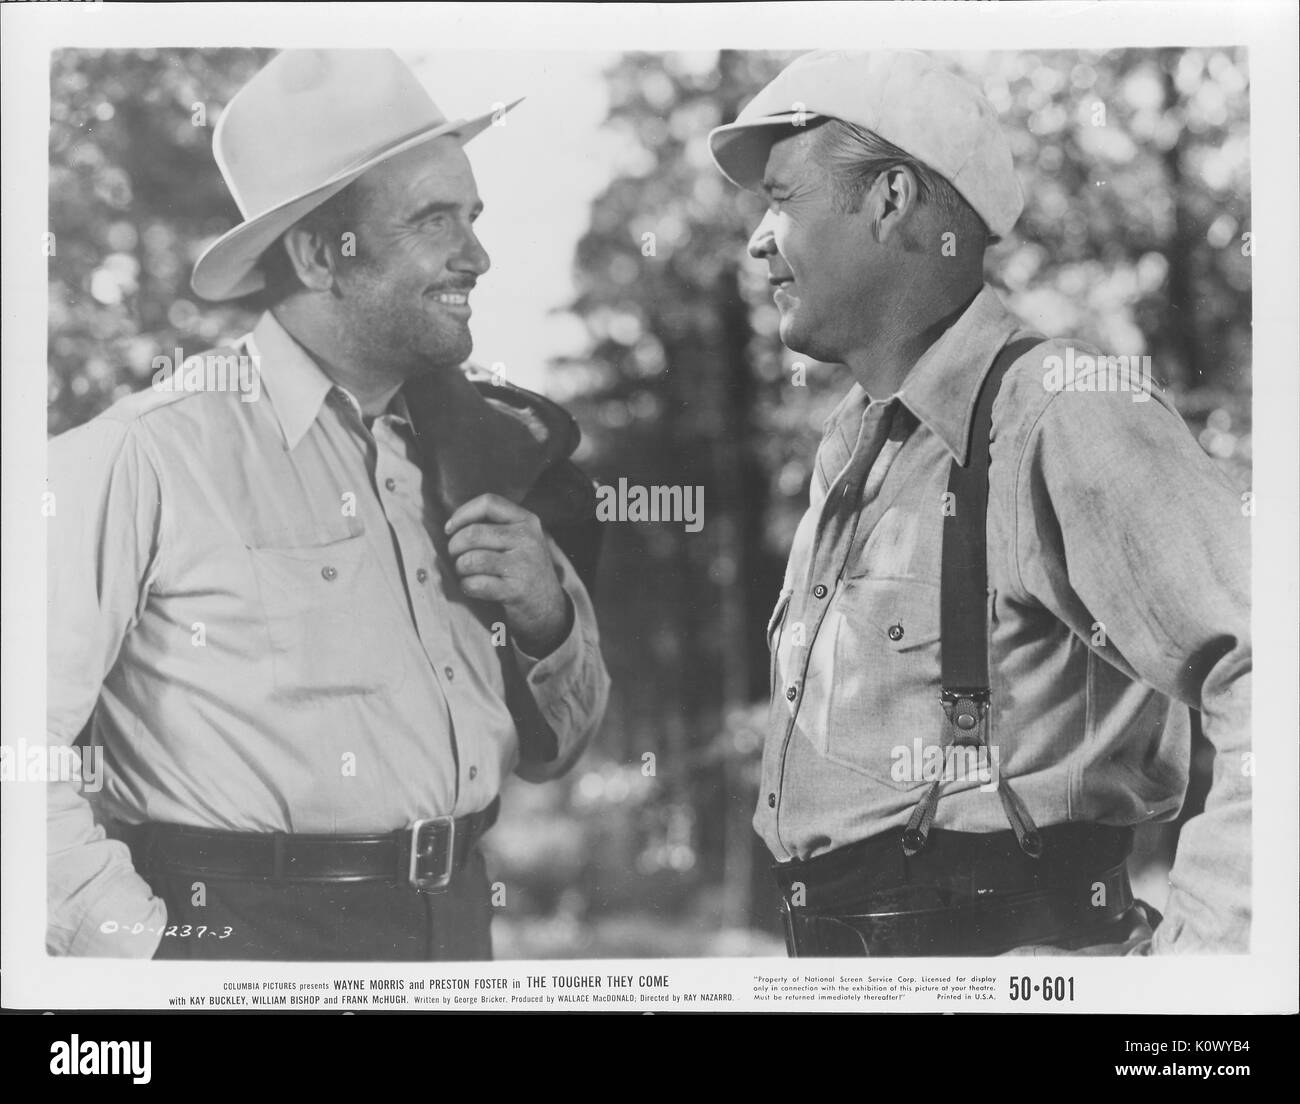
[452,226,491,279]
[747,210,777,260]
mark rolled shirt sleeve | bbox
[47,414,168,957]
[1013,361,1251,953]
[510,535,610,783]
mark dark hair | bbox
[247,182,363,309]
[804,117,986,239]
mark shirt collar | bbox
[246,312,410,449]
[246,312,337,450]
[387,391,413,425]
[895,284,1022,464]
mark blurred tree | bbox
[48,48,273,436]
[553,51,809,928]
[978,47,1252,487]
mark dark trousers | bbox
[135,847,494,961]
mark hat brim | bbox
[191,99,521,301]
[708,112,825,193]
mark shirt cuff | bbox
[508,547,609,779]
[511,593,580,687]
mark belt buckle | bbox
[408,816,456,892]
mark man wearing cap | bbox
[710,50,1250,955]
[46,49,610,960]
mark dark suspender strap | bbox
[940,336,1042,698]
[902,336,1044,860]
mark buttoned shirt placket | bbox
[328,388,479,806]
[771,396,906,856]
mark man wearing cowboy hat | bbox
[46,49,609,960]
[710,50,1250,955]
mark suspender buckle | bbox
[904,689,993,858]
[940,688,989,743]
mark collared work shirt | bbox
[47,311,609,956]
[760,285,1250,953]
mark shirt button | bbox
[385,477,397,492]
[416,568,429,583]
[767,792,776,808]
[321,565,337,582]
[785,685,798,701]
[813,584,828,599]
[444,666,455,681]
[888,623,904,642]
[469,766,478,781]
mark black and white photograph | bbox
[3,0,1296,1046]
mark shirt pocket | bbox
[245,532,401,701]
[816,576,945,787]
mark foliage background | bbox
[49,47,1251,957]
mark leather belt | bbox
[121,798,499,893]
[773,823,1137,956]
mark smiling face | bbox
[747,129,888,365]
[330,136,490,375]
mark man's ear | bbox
[867,165,920,245]
[280,223,339,293]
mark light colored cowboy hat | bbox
[709,49,1023,241]
[191,49,519,301]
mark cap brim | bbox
[708,112,824,192]
[191,99,522,301]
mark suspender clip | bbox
[940,688,989,743]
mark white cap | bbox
[708,49,1023,240]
